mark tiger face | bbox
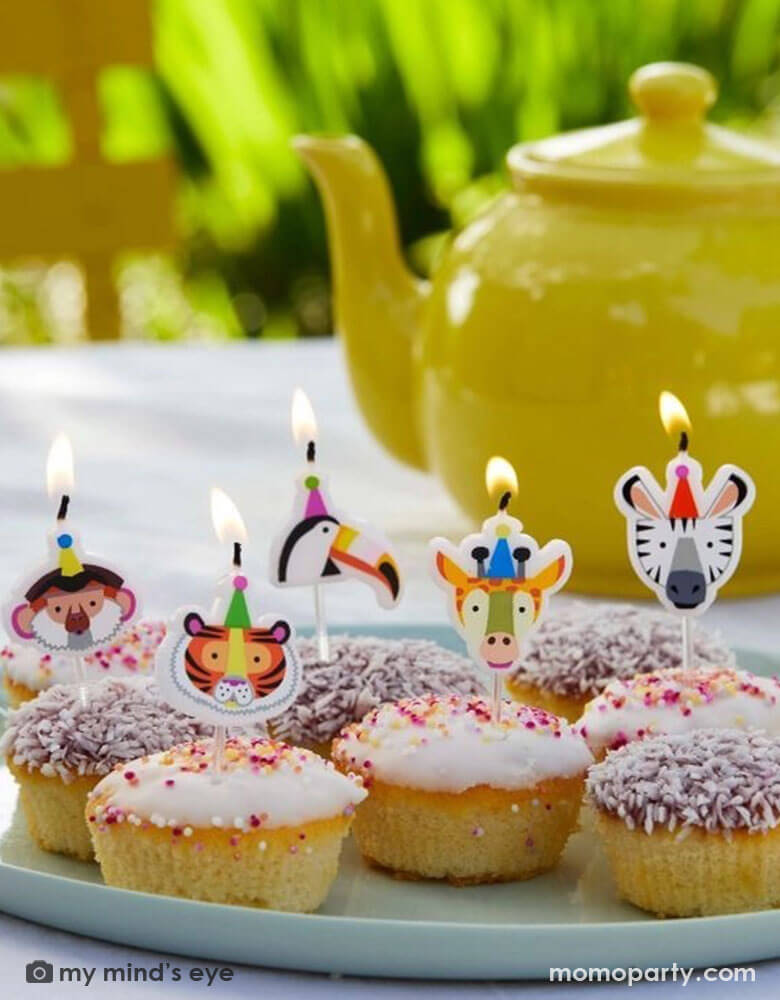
[182,613,291,706]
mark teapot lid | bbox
[507,62,780,202]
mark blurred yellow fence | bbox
[0,0,175,339]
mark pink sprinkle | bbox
[165,779,175,787]
[123,771,136,781]
[229,835,240,847]
[249,814,261,828]
[472,826,485,837]
[525,836,534,848]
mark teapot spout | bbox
[294,135,428,470]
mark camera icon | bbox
[26,960,54,984]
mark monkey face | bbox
[11,579,137,653]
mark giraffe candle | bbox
[156,488,301,774]
[3,434,140,705]
[430,457,572,720]
[270,388,403,663]
[614,391,755,668]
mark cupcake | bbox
[579,665,780,756]
[1,677,210,860]
[273,635,482,754]
[2,620,165,707]
[507,604,734,721]
[87,736,366,912]
[587,729,780,917]
[332,693,593,885]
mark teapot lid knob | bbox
[629,62,717,122]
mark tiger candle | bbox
[156,488,302,774]
[270,388,403,663]
[614,391,755,668]
[430,457,573,721]
[3,434,140,705]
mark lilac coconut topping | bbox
[511,604,734,698]
[1,678,212,782]
[587,729,780,836]
[274,635,482,746]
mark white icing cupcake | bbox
[2,620,165,706]
[88,736,366,912]
[507,604,734,721]
[333,693,592,884]
[579,666,780,756]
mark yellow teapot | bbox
[296,63,780,596]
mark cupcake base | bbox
[89,812,353,912]
[505,679,588,723]
[348,776,584,885]
[3,674,37,709]
[595,812,780,917]
[9,762,99,860]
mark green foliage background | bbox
[1,0,779,341]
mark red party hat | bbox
[669,464,698,519]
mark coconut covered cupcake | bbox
[2,620,165,708]
[507,604,735,721]
[333,693,593,885]
[87,736,366,912]
[1,677,210,860]
[579,666,780,756]
[272,635,482,754]
[587,729,780,917]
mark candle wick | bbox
[679,431,689,453]
[56,494,70,521]
[498,491,511,512]
[232,542,242,568]
[306,440,316,464]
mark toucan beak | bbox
[329,523,401,605]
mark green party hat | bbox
[224,574,251,629]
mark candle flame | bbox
[659,391,691,438]
[210,487,247,544]
[46,433,74,499]
[291,387,317,448]
[485,455,518,502]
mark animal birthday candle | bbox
[270,388,402,661]
[157,490,301,767]
[615,392,755,665]
[430,457,572,719]
[4,434,140,701]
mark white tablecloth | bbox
[0,340,777,997]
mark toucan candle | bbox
[615,391,755,667]
[269,388,403,662]
[3,434,140,704]
[430,457,572,721]
[156,488,301,774]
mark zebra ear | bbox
[618,473,663,519]
[707,472,753,518]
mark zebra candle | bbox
[156,489,301,775]
[615,391,755,669]
[430,457,573,721]
[3,434,140,706]
[270,388,403,663]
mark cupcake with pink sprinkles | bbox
[588,729,780,916]
[2,620,166,707]
[579,665,780,756]
[333,693,592,885]
[87,735,366,912]
[506,604,734,721]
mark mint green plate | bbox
[1,626,779,979]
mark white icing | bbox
[579,667,780,753]
[2,620,164,692]
[90,738,366,830]
[332,694,593,793]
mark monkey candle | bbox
[3,433,140,705]
[430,456,572,722]
[156,488,302,776]
[269,388,403,664]
[615,391,755,671]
